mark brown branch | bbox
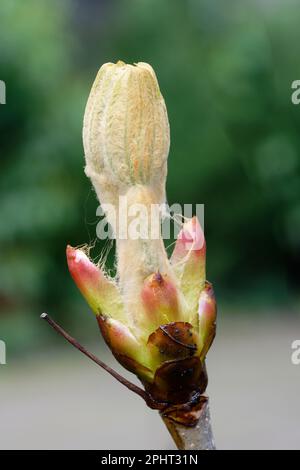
[40,313,153,406]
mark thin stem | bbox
[40,313,150,405]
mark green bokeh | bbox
[0,0,299,352]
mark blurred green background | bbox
[0,0,300,450]
[1,0,299,352]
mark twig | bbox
[40,313,151,405]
